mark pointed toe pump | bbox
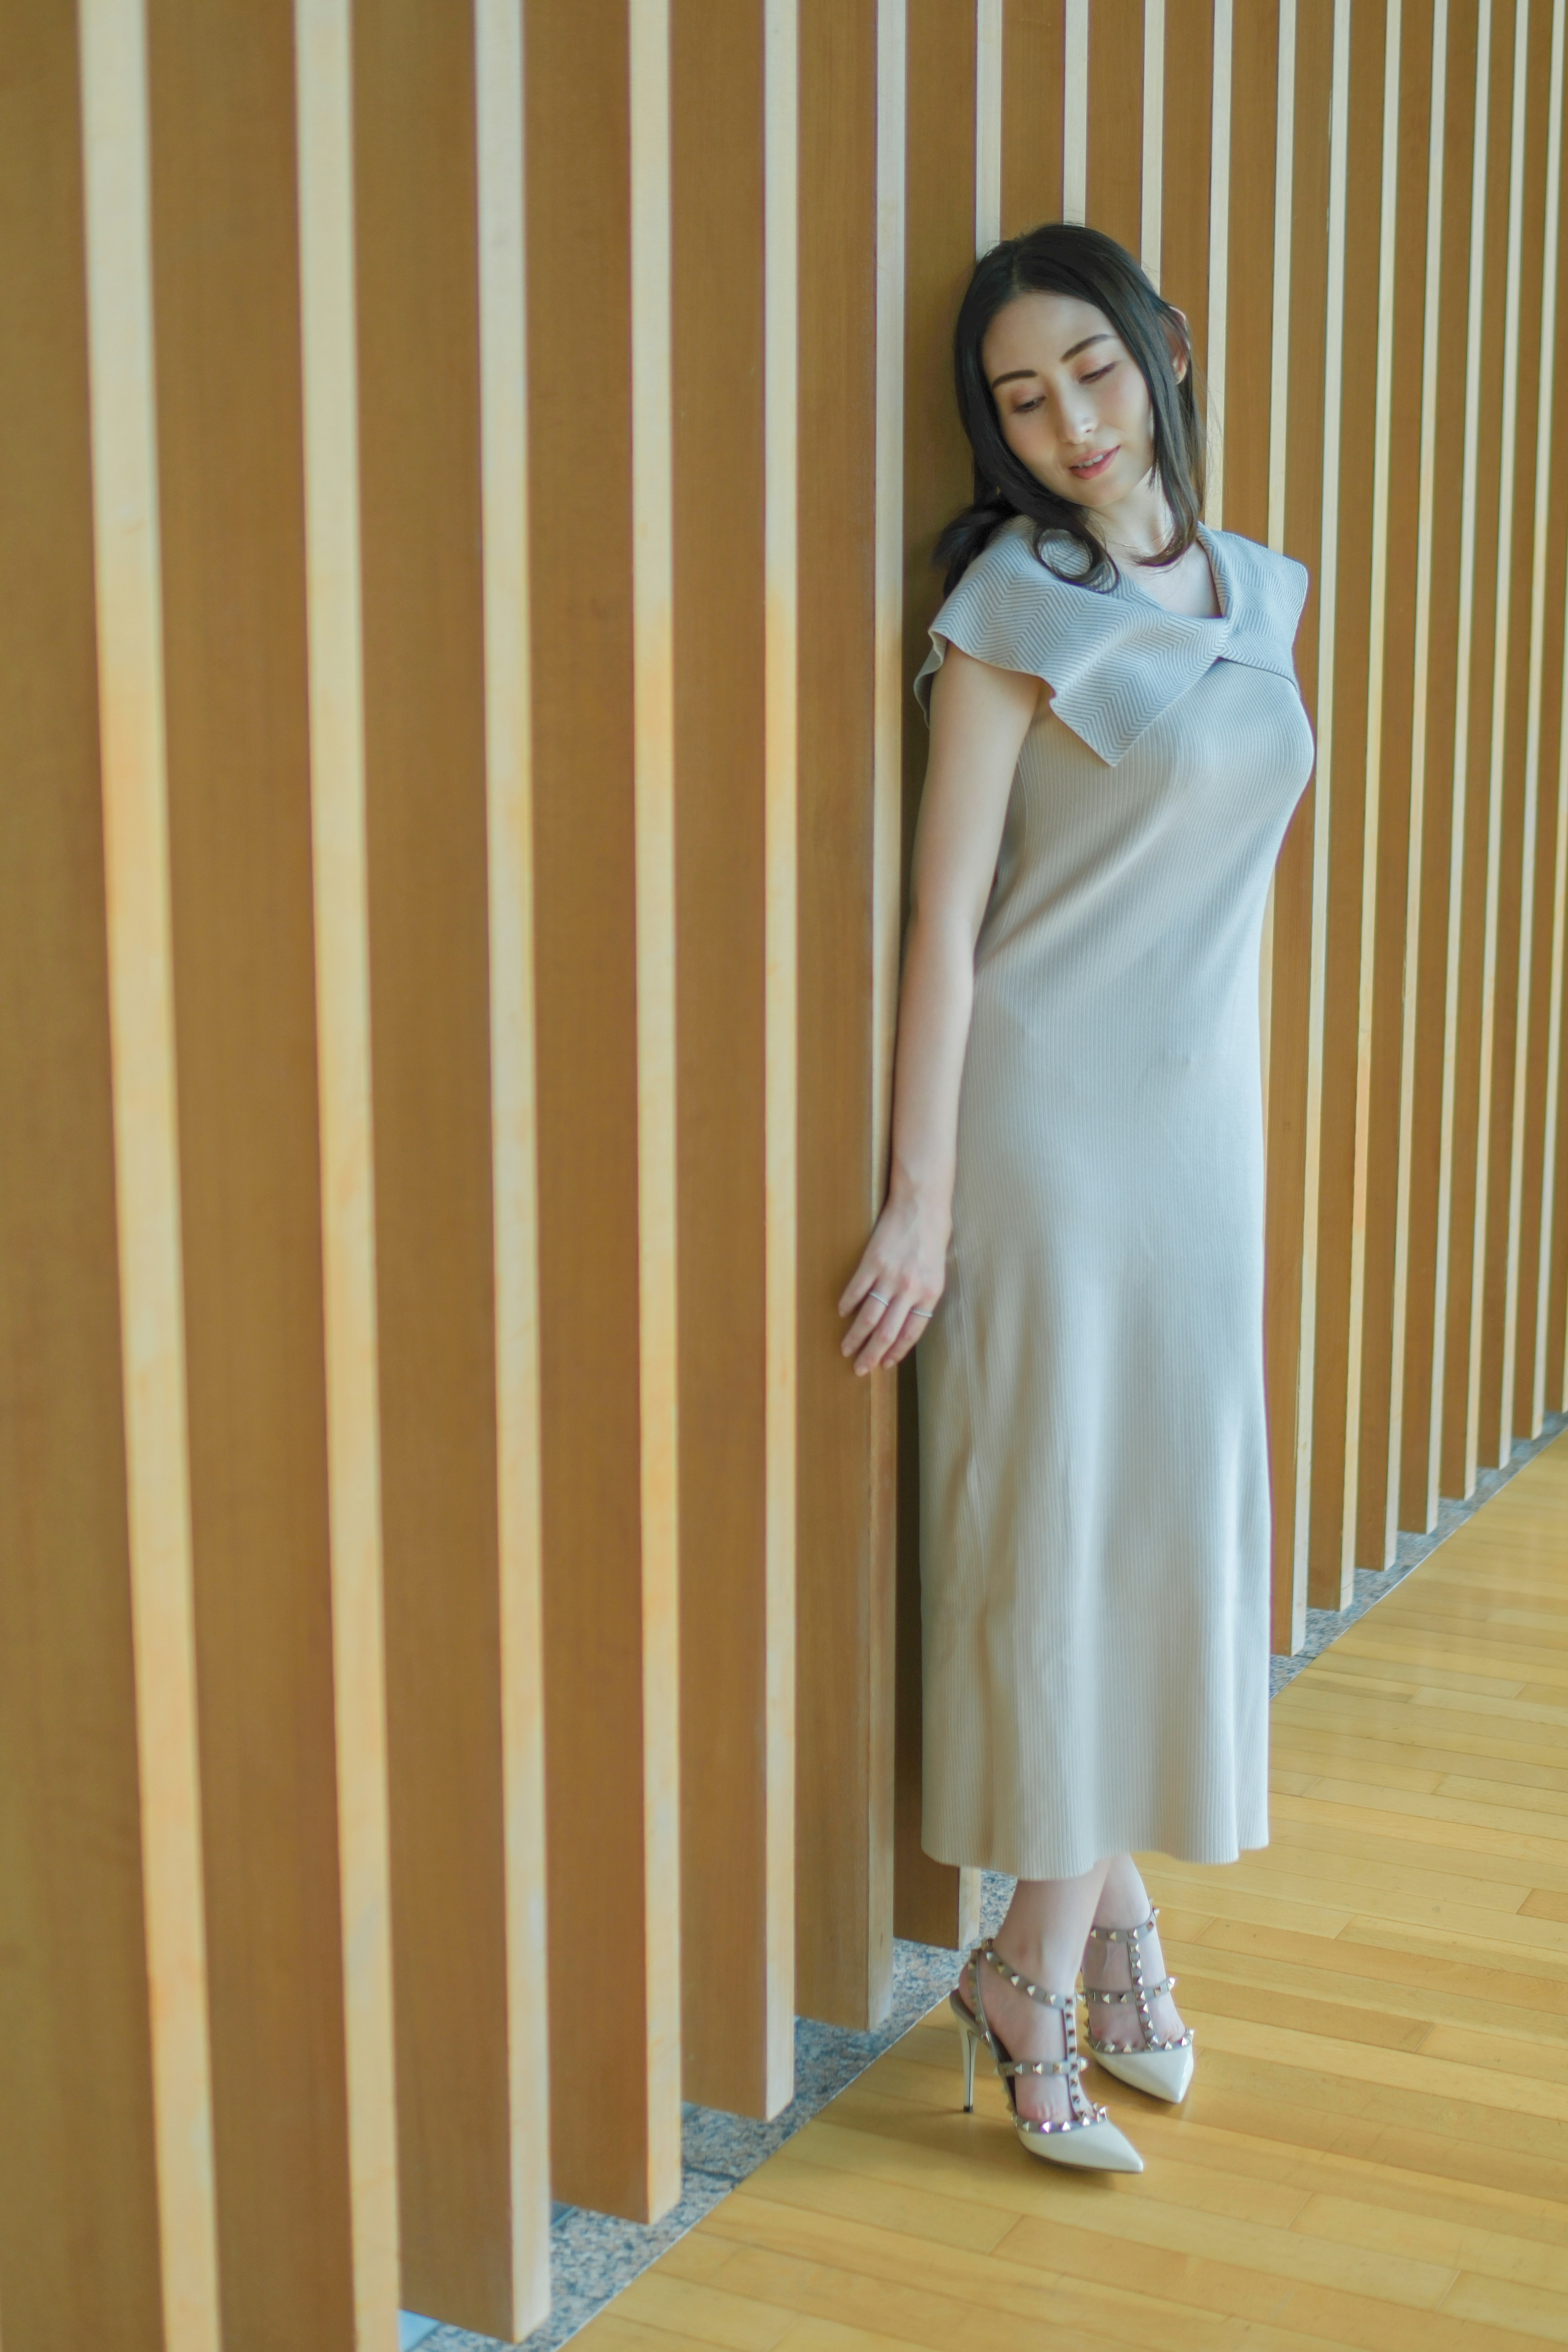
[1083,1908,1195,2104]
[950,1939,1143,2173]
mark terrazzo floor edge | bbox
[409,1407,1568,2352]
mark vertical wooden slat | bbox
[1441,0,1510,1500]
[351,0,540,2325]
[892,0,980,1960]
[762,0,800,2099]
[1513,0,1568,1436]
[294,0,403,2336]
[1477,0,1543,1466]
[1402,0,1475,1531]
[1000,0,1065,235]
[472,0,551,2321]
[1265,0,1347,1650]
[527,0,682,2221]
[1085,0,1143,256]
[1205,0,1233,523]
[1161,1,1214,379]
[1532,13,1568,1418]
[1357,0,1440,1569]
[142,0,365,2334]
[1218,0,1277,544]
[0,10,165,2343]
[669,0,796,2118]
[1062,0,1087,219]
[976,0,1003,249]
[80,0,254,2338]
[1142,0,1165,281]
[1488,0,1555,1451]
[1308,0,1396,1609]
[798,0,904,2022]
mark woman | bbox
[840,223,1313,2174]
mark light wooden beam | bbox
[108,0,363,2334]
[526,0,682,2220]
[349,0,546,2325]
[891,0,981,1963]
[472,0,552,2321]
[1478,0,1544,1467]
[796,0,906,2021]
[1085,0,1145,256]
[1307,0,1399,1610]
[1265,0,1347,1651]
[1514,0,1568,1435]
[1439,0,1510,1501]
[0,9,166,2341]
[669,0,797,2117]
[1000,0,1065,234]
[1358,0,1443,1570]
[1402,0,1478,1533]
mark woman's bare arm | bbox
[839,645,1041,1372]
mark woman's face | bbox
[981,290,1176,514]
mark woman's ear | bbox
[1165,306,1191,384]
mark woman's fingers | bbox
[840,1280,896,1360]
[837,1256,885,1320]
[849,1287,938,1374]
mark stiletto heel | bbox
[951,1998,980,2111]
[950,1941,1143,2172]
[1083,1907,1195,2103]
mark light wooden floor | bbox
[578,1431,1568,2351]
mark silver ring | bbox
[868,1290,891,1306]
[911,1307,935,1319]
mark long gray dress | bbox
[914,516,1314,1881]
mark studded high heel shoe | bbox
[1082,1907,1194,2103]
[949,1939,1143,2172]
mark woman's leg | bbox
[1081,1853,1186,2048]
[960,1863,1110,2125]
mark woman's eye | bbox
[1014,396,1044,414]
[1082,362,1115,383]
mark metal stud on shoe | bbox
[1083,1907,1195,2103]
[948,1940,1143,2172]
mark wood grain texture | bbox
[1507,0,1568,1442]
[143,2,357,2337]
[1479,0,1550,1466]
[1084,0,1143,257]
[1217,0,1276,544]
[795,0,901,2031]
[526,0,682,2221]
[1266,0,1339,1651]
[1403,0,1480,1533]
[893,0,981,1960]
[1160,0,1214,382]
[1000,0,1065,236]
[352,0,527,2324]
[1359,0,1438,1570]
[0,11,164,2343]
[472,0,551,2317]
[671,0,796,2116]
[585,1431,1568,2352]
[1442,0,1515,1499]
[1308,0,1392,1608]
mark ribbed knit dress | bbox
[914,515,1314,1881]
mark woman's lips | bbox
[1067,446,1117,479]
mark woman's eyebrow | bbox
[989,332,1112,389]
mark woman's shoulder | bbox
[933,518,1102,635]
[1207,526,1310,637]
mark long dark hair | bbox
[935,221,1207,596]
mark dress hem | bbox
[920,1826,1272,1880]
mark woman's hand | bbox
[838,1186,950,1374]
[835,644,1033,1380]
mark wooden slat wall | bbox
[5,4,1568,2343]
[795,0,900,2032]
